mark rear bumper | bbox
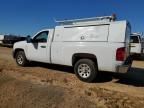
[117,65,131,73]
[117,56,133,73]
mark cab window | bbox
[33,31,49,43]
[130,36,139,43]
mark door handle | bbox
[40,46,46,48]
[130,46,136,48]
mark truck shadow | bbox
[28,62,113,82]
[29,62,114,83]
[29,62,74,73]
[28,62,144,87]
[114,68,144,87]
[132,54,144,61]
[94,72,113,83]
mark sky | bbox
[0,0,144,36]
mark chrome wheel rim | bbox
[78,64,91,78]
[17,54,23,65]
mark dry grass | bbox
[0,47,144,108]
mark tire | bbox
[74,59,98,82]
[15,51,28,66]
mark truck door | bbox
[27,30,50,63]
[130,36,141,54]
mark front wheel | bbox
[15,51,28,66]
[74,59,98,82]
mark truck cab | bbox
[130,33,143,56]
[26,29,54,63]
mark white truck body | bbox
[13,16,132,82]
[130,33,144,55]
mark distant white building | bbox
[0,35,4,44]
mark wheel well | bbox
[72,53,98,66]
[13,49,24,58]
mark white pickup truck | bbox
[130,33,144,56]
[13,15,132,82]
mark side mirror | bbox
[26,35,32,43]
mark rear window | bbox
[130,36,139,43]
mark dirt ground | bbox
[0,46,144,108]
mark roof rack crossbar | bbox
[55,15,116,25]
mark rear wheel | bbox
[74,59,98,82]
[15,51,28,66]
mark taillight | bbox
[116,47,125,61]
